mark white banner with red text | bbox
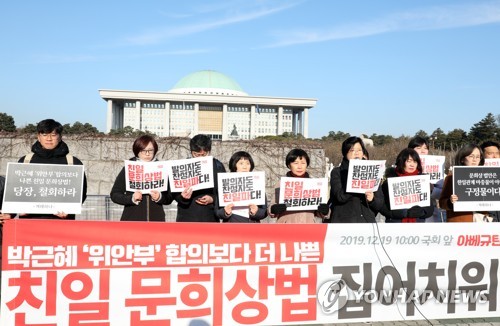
[1,220,499,325]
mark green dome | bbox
[169,70,247,96]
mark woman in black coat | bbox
[329,136,383,223]
[373,148,434,223]
[111,135,173,222]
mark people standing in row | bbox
[372,148,434,223]
[216,151,268,223]
[328,136,382,223]
[268,149,329,223]
[175,134,226,222]
[110,135,173,222]
[439,144,489,222]
[17,119,87,220]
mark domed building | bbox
[99,70,316,140]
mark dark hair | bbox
[341,136,368,158]
[132,135,158,157]
[37,119,63,135]
[408,136,429,150]
[229,151,255,172]
[285,148,310,168]
[480,140,500,151]
[454,143,484,166]
[395,148,422,174]
[190,134,211,152]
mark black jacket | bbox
[328,159,382,223]
[175,158,226,222]
[110,157,174,222]
[17,141,87,220]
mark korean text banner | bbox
[167,156,214,192]
[2,162,85,214]
[125,160,169,194]
[387,174,431,210]
[278,177,328,211]
[346,160,386,193]
[420,155,445,184]
[452,166,500,212]
[217,171,266,206]
[1,221,499,325]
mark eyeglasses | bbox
[140,149,154,155]
[40,133,58,139]
[348,149,363,154]
[466,155,481,160]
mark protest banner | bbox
[217,172,266,207]
[387,174,431,210]
[1,162,85,214]
[452,166,500,211]
[167,156,214,192]
[346,160,386,193]
[1,221,499,325]
[278,177,328,211]
[420,155,445,184]
[125,160,168,193]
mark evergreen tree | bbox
[468,113,499,143]
[0,112,16,132]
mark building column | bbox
[222,104,228,141]
[164,101,170,137]
[277,106,283,136]
[135,100,142,130]
[250,105,256,140]
[292,110,297,135]
[297,110,303,136]
[303,108,309,138]
[106,100,114,132]
[193,103,199,136]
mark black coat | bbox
[328,159,382,223]
[110,157,174,222]
[175,158,226,222]
[17,141,87,220]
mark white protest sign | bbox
[218,172,266,207]
[278,177,328,211]
[420,155,445,184]
[346,160,386,193]
[125,160,169,194]
[388,174,431,210]
[167,156,214,192]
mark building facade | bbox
[99,70,317,140]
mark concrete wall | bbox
[0,135,327,196]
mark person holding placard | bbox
[216,151,268,223]
[328,137,382,223]
[111,135,173,222]
[372,148,434,223]
[480,141,500,222]
[268,149,329,223]
[17,119,87,220]
[175,134,226,222]
[439,144,490,222]
[408,136,446,222]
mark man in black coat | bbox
[175,134,226,222]
[17,119,87,220]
